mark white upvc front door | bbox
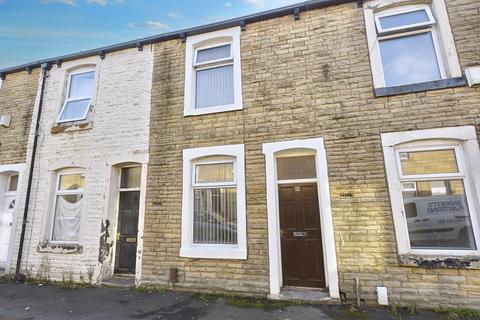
[0,194,15,268]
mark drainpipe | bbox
[15,63,49,279]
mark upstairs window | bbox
[184,27,243,116]
[195,44,234,109]
[376,6,442,87]
[57,70,95,123]
[50,172,85,243]
[364,0,462,89]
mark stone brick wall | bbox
[0,70,40,165]
[13,47,153,283]
[144,0,480,308]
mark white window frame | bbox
[184,27,243,116]
[57,69,95,123]
[49,171,85,244]
[192,159,236,187]
[181,144,246,259]
[382,126,480,256]
[193,42,234,67]
[364,0,462,89]
[374,6,436,34]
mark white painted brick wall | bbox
[9,46,154,283]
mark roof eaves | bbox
[0,0,357,76]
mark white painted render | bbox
[9,47,154,285]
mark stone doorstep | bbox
[102,274,135,288]
[269,286,339,304]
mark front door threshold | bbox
[103,274,135,288]
[269,287,335,303]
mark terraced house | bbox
[0,0,479,310]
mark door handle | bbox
[281,230,286,238]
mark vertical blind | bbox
[193,188,237,244]
[196,65,234,108]
[196,44,231,64]
[192,160,237,244]
[195,43,234,109]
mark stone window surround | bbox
[183,27,243,116]
[364,0,463,95]
[50,58,101,133]
[39,160,89,252]
[381,126,480,258]
[180,144,247,259]
[262,138,339,300]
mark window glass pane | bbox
[276,156,317,180]
[402,179,476,250]
[196,44,231,64]
[196,65,234,108]
[52,194,83,242]
[8,174,18,192]
[379,32,441,87]
[121,167,141,189]
[68,71,94,99]
[58,99,90,122]
[378,9,430,30]
[193,188,237,244]
[59,174,85,191]
[195,162,234,183]
[400,149,458,175]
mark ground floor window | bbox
[382,126,480,256]
[180,144,246,259]
[50,171,85,244]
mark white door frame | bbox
[262,138,339,299]
[0,163,25,271]
[103,154,148,286]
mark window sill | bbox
[184,104,243,116]
[374,77,467,97]
[37,242,83,254]
[398,254,480,269]
[180,246,247,260]
[51,121,93,134]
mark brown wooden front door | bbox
[279,183,326,288]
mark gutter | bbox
[15,63,49,279]
[0,0,357,77]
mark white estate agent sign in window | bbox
[382,126,480,256]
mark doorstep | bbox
[268,286,337,303]
[102,274,135,288]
